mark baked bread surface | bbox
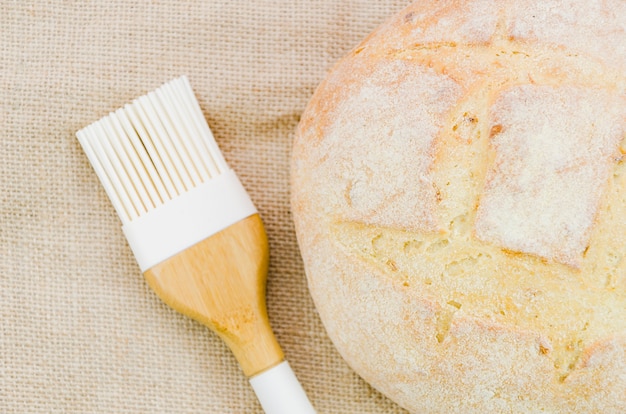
[291,0,626,412]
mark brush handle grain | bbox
[143,214,284,377]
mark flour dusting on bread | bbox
[475,85,625,267]
[319,60,461,231]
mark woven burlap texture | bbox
[1,1,413,413]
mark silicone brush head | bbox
[77,77,259,272]
[76,76,228,225]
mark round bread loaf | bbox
[291,1,626,412]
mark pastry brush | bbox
[76,76,316,414]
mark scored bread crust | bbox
[291,0,626,412]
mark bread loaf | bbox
[291,0,626,412]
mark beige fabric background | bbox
[1,1,413,412]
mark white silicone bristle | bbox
[77,76,229,225]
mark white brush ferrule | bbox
[122,169,257,272]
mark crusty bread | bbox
[291,0,626,412]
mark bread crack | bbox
[435,301,461,343]
[330,219,626,381]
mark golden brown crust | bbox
[291,0,626,412]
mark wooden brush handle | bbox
[143,214,283,377]
[142,214,316,412]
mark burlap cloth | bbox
[1,1,413,412]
